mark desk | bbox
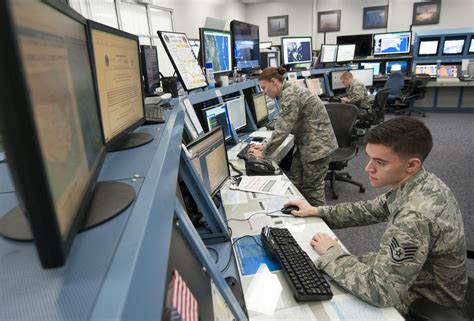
[220,141,403,320]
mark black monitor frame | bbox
[201,102,232,141]
[281,36,313,65]
[385,60,409,75]
[319,44,338,63]
[336,34,373,57]
[442,36,467,56]
[140,45,160,95]
[336,43,356,63]
[87,20,149,150]
[373,31,411,56]
[417,37,440,56]
[230,20,260,72]
[0,0,107,268]
[198,27,233,74]
[250,92,269,127]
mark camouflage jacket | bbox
[316,168,467,313]
[346,79,371,110]
[263,81,338,162]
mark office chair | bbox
[384,71,405,104]
[324,103,365,200]
[392,74,431,117]
[408,241,474,321]
[354,87,390,131]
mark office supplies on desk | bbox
[245,156,276,176]
[144,104,165,124]
[261,226,333,302]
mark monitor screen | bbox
[351,69,374,86]
[418,38,440,56]
[259,41,272,50]
[438,65,459,78]
[251,92,268,126]
[337,34,372,57]
[443,37,466,55]
[415,64,438,77]
[186,127,230,196]
[225,96,247,131]
[89,21,145,145]
[469,38,474,54]
[281,37,312,65]
[158,31,207,91]
[200,28,232,74]
[336,44,356,62]
[230,20,260,70]
[373,31,411,56]
[202,103,232,140]
[306,78,325,96]
[140,45,160,95]
[320,44,338,63]
[331,71,346,90]
[361,62,381,76]
[386,61,408,74]
[0,0,106,268]
[188,38,200,58]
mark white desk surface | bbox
[223,138,403,320]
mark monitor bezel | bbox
[230,20,261,71]
[201,102,232,141]
[360,62,382,76]
[199,27,233,74]
[336,44,356,62]
[185,127,231,196]
[0,0,107,268]
[468,37,474,54]
[373,31,411,56]
[224,96,247,131]
[87,20,146,147]
[319,44,338,63]
[414,63,438,77]
[417,37,440,57]
[336,34,373,57]
[251,92,269,127]
[140,45,160,95]
[385,60,409,74]
[330,70,347,90]
[442,36,467,56]
[281,36,313,65]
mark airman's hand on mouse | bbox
[283,199,319,217]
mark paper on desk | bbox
[232,176,291,196]
[248,214,273,231]
[248,185,297,200]
[221,188,248,205]
[322,294,404,321]
[249,131,273,139]
[246,264,282,315]
[257,196,302,212]
[250,304,317,321]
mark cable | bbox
[228,161,243,177]
[225,209,280,223]
[220,234,265,273]
[206,247,219,264]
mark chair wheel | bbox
[359,187,365,193]
[332,194,339,200]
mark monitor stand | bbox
[0,181,135,241]
[107,132,153,152]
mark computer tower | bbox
[260,50,281,69]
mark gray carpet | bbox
[324,112,474,277]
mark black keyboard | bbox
[237,143,251,160]
[145,104,165,123]
[261,227,333,302]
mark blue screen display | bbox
[203,104,231,140]
[203,30,232,73]
[386,61,408,74]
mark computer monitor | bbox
[230,20,260,71]
[319,44,338,63]
[331,71,346,90]
[438,65,459,78]
[281,36,313,65]
[186,127,230,196]
[415,64,438,77]
[251,92,269,127]
[225,96,247,131]
[259,41,272,50]
[140,45,160,95]
[442,37,466,55]
[188,38,200,58]
[337,34,373,57]
[306,78,325,96]
[158,31,207,92]
[199,28,232,74]
[361,62,381,76]
[0,0,125,268]
[332,69,373,90]
[386,61,408,74]
[418,38,440,56]
[469,38,474,54]
[88,21,153,151]
[373,31,411,56]
[336,44,356,62]
[201,103,232,140]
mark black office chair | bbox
[408,241,474,321]
[325,103,365,200]
[384,71,405,105]
[392,74,431,117]
[354,87,390,132]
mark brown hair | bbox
[365,116,433,162]
[258,66,286,82]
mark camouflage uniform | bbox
[315,168,467,314]
[263,81,338,206]
[345,79,371,115]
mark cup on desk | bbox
[220,75,229,87]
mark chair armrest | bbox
[467,240,474,259]
[408,298,470,321]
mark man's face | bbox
[341,76,352,88]
[259,79,280,98]
[364,143,418,188]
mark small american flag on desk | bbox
[169,269,199,321]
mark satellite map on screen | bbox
[204,34,230,72]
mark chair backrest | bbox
[371,88,390,124]
[384,72,405,97]
[325,103,359,148]
[405,73,431,99]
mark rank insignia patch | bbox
[389,237,418,263]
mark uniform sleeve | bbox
[347,84,369,109]
[263,98,299,158]
[315,210,430,308]
[318,193,391,229]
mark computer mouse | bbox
[281,205,299,215]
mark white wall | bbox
[150,0,246,39]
